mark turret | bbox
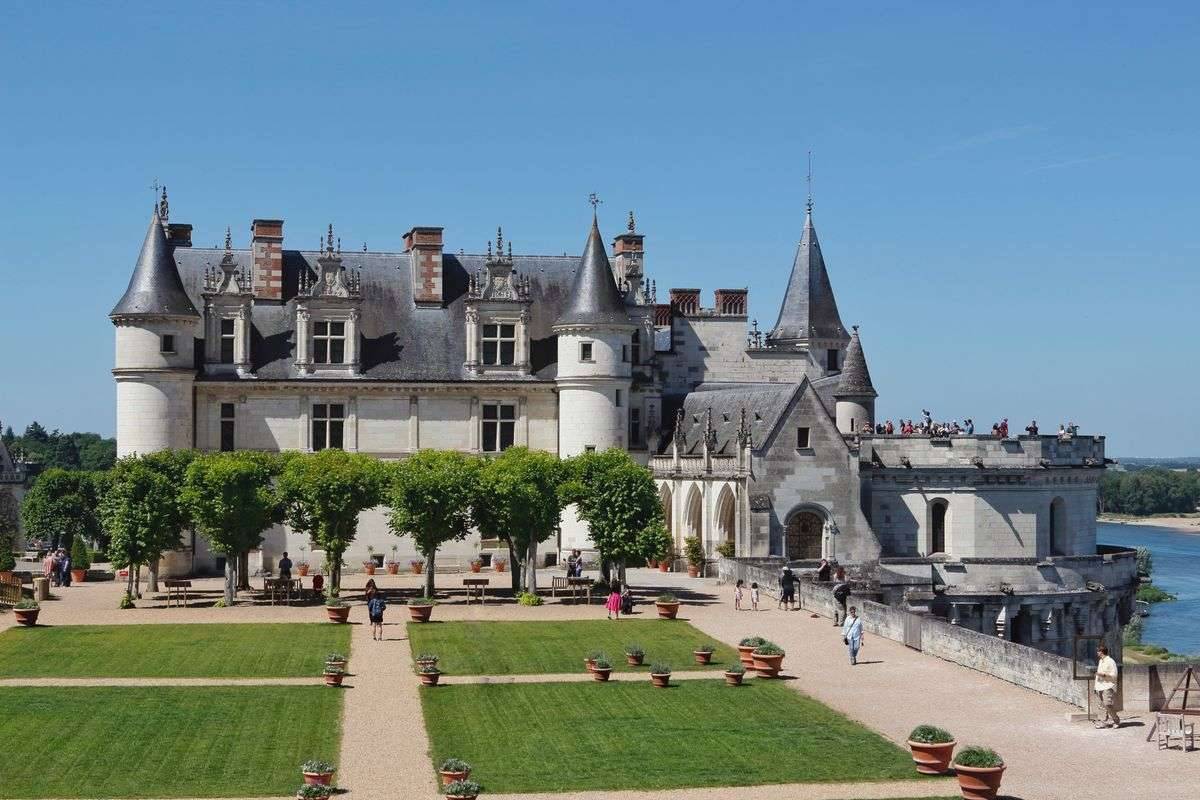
[834,326,877,435]
[110,205,200,456]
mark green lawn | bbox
[420,679,923,792]
[407,619,738,675]
[0,624,350,678]
[0,686,341,798]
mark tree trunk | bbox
[508,542,521,594]
[223,557,236,605]
[147,559,160,593]
[525,538,538,594]
[134,564,142,599]
[237,551,250,590]
[331,548,342,593]
[423,549,436,598]
[126,566,136,600]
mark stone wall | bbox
[1120,662,1200,712]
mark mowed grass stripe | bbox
[0,623,350,678]
[407,619,738,675]
[420,680,922,792]
[0,686,341,799]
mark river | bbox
[1099,521,1200,656]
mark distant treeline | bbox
[1,422,116,473]
[1100,468,1200,516]
[1118,457,1200,471]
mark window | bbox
[482,323,516,366]
[220,318,235,364]
[796,427,811,449]
[930,500,948,554]
[312,403,345,451]
[220,403,235,452]
[160,334,175,354]
[615,389,623,408]
[630,408,641,446]
[584,445,596,453]
[622,344,629,362]
[827,348,840,371]
[313,321,346,365]
[631,329,640,365]
[579,341,593,362]
[482,403,516,452]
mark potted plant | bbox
[693,643,716,665]
[323,664,345,687]
[296,544,310,577]
[655,593,680,620]
[0,547,15,581]
[408,596,436,622]
[952,746,1005,800]
[658,556,670,573]
[438,757,472,787]
[624,644,645,666]
[296,785,333,800]
[324,652,348,672]
[724,663,746,686]
[469,558,483,574]
[592,656,614,681]
[493,557,506,573]
[444,779,482,800]
[907,725,956,775]
[387,545,400,575]
[415,653,439,671]
[649,662,672,688]
[683,535,705,578]
[13,597,39,626]
[325,595,350,623]
[411,558,424,575]
[300,759,336,786]
[647,557,658,568]
[715,541,736,559]
[363,546,377,575]
[417,663,442,687]
[737,636,766,667]
[584,649,605,672]
[70,536,90,583]
[751,641,785,678]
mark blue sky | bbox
[1,2,1196,457]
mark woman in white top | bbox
[842,606,864,665]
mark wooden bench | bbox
[463,577,490,605]
[163,579,192,608]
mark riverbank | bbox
[1099,513,1200,533]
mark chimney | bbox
[652,303,672,327]
[251,219,284,300]
[404,226,445,307]
[611,212,645,293]
[714,288,748,316]
[669,288,700,316]
[166,223,193,248]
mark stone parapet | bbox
[878,547,1138,595]
[865,434,1105,470]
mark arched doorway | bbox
[785,508,825,560]
[929,499,948,555]
[1049,497,1066,556]
[659,484,673,537]
[684,485,703,551]
[715,485,736,554]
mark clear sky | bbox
[1,2,1196,457]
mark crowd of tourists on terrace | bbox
[864,411,1082,440]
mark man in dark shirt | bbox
[778,566,797,611]
[816,558,832,583]
[277,552,293,581]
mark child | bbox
[734,579,744,610]
[750,582,760,612]
[605,581,622,620]
[366,585,387,641]
[620,585,634,615]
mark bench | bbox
[1157,714,1196,751]
[463,577,490,605]
[163,579,192,608]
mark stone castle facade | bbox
[111,190,1134,657]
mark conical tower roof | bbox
[554,214,630,327]
[110,210,200,318]
[834,325,877,399]
[767,207,848,345]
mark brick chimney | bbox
[714,288,748,316]
[669,288,700,316]
[251,219,284,300]
[611,212,645,293]
[652,303,672,327]
[404,226,445,307]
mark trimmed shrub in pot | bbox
[655,593,680,619]
[693,643,715,665]
[724,663,746,686]
[417,663,442,687]
[649,662,672,688]
[751,641,785,677]
[438,757,471,787]
[324,595,350,624]
[324,653,348,672]
[469,559,483,573]
[300,759,336,786]
[323,665,345,687]
[444,779,482,800]
[953,746,1005,800]
[624,643,645,666]
[907,724,956,774]
[408,596,436,622]
[683,535,705,577]
[493,558,507,573]
[592,656,613,682]
[584,649,605,672]
[737,636,766,667]
[410,559,424,575]
[13,597,40,626]
[415,653,439,671]
[70,536,91,583]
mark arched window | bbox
[930,500,948,555]
[785,509,825,560]
[659,484,673,535]
[684,485,703,551]
[1050,497,1067,556]
[715,485,736,552]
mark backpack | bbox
[833,582,851,601]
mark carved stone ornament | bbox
[749,494,772,512]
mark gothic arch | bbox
[659,483,673,535]
[928,498,949,555]
[784,504,827,561]
[715,484,736,552]
[684,484,703,550]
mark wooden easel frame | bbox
[1146,666,1198,742]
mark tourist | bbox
[365,580,386,641]
[842,606,865,665]
[779,566,796,611]
[1058,423,1068,440]
[620,584,634,615]
[59,549,72,587]
[750,582,760,612]
[922,409,932,429]
[567,549,583,578]
[991,423,1001,438]
[42,550,58,587]
[964,418,974,435]
[277,551,293,582]
[605,581,622,620]
[1093,644,1120,729]
[999,418,1009,437]
[734,579,745,611]
[816,558,832,583]
[1025,420,1039,436]
[884,419,894,435]
[832,567,850,626]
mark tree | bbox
[0,490,17,574]
[21,467,102,550]
[139,450,197,592]
[475,447,568,594]
[2,425,14,445]
[278,450,388,592]
[386,450,480,597]
[23,422,48,443]
[100,456,179,600]
[561,448,664,580]
[182,452,281,605]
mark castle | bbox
[111,189,1134,657]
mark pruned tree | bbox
[475,447,569,593]
[181,451,281,605]
[278,449,388,592]
[386,450,480,597]
[139,449,197,592]
[100,456,179,601]
[21,467,102,550]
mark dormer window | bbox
[160,334,176,354]
[580,342,594,362]
[482,324,516,366]
[313,321,346,365]
[220,319,236,364]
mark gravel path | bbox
[0,677,319,687]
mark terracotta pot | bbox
[303,771,334,786]
[326,606,350,624]
[14,608,39,626]
[411,564,424,575]
[325,659,347,672]
[364,564,376,576]
[409,604,434,623]
[418,671,441,687]
[954,763,1005,800]
[724,671,744,686]
[592,667,612,682]
[687,565,700,578]
[494,561,506,573]
[444,793,477,800]
[907,740,956,775]
[470,563,482,573]
[584,658,596,672]
[323,672,344,687]
[0,571,12,582]
[297,564,310,577]
[658,561,669,573]
[386,563,399,575]
[70,569,87,583]
[650,673,671,688]
[736,644,757,667]
[626,653,644,666]
[693,650,713,665]
[655,602,679,620]
[439,769,469,787]
[752,652,784,678]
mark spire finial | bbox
[805,150,813,214]
[496,226,504,255]
[852,324,859,333]
[325,224,334,254]
[336,236,341,255]
[588,192,602,217]
[224,226,232,253]
[627,210,636,232]
[158,184,169,224]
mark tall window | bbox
[631,329,640,365]
[579,341,593,362]
[796,427,811,449]
[160,334,175,354]
[827,348,840,371]
[312,403,345,451]
[630,407,641,446]
[220,403,235,452]
[220,318,235,363]
[621,344,629,362]
[482,403,515,452]
[930,500,948,555]
[313,321,346,365]
[482,323,516,366]
[615,389,623,408]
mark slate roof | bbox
[667,383,800,455]
[110,212,201,319]
[834,326,877,398]
[554,215,631,327]
[766,207,849,345]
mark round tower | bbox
[834,325,877,435]
[110,208,201,457]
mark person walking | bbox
[832,567,850,625]
[43,550,58,587]
[779,566,796,611]
[59,549,72,588]
[365,580,386,641]
[842,606,864,665]
[734,579,745,611]
[1093,644,1121,728]
[750,582,760,612]
[605,581,622,620]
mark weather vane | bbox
[588,192,602,212]
[806,150,813,212]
